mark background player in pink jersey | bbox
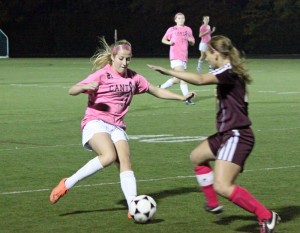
[148,35,280,233]
[157,12,195,105]
[197,16,216,73]
[49,38,194,218]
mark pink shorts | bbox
[208,128,255,171]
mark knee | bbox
[213,180,232,198]
[99,153,117,167]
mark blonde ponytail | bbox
[91,37,132,71]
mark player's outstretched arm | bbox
[148,84,194,101]
[147,64,218,85]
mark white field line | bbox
[0,144,81,151]
[1,165,299,196]
[278,92,300,94]
[1,124,300,152]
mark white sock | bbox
[197,60,203,73]
[160,79,174,89]
[180,83,189,96]
[65,157,103,189]
[120,170,137,208]
[195,171,214,187]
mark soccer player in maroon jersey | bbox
[148,35,281,233]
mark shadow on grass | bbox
[214,205,300,232]
[60,186,198,217]
[59,186,300,231]
[59,207,126,216]
[116,186,199,207]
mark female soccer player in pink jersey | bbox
[148,35,281,232]
[157,12,195,105]
[49,38,194,218]
[197,16,215,73]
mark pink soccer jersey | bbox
[200,24,211,43]
[163,25,194,62]
[77,64,150,130]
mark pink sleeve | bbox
[188,27,194,40]
[75,70,103,95]
[163,27,173,40]
[77,70,101,85]
[134,74,150,94]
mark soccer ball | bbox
[129,195,157,223]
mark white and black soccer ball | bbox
[129,195,157,223]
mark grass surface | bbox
[0,57,299,232]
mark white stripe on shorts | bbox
[217,130,240,162]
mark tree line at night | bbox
[1,0,300,57]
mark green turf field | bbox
[0,57,299,233]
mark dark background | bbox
[1,0,300,57]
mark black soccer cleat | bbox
[204,204,223,215]
[185,99,195,105]
[258,211,281,233]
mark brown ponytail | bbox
[209,35,252,84]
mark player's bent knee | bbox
[213,181,232,198]
[99,153,117,167]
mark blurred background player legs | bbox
[197,16,215,73]
[160,13,195,105]
[197,42,206,74]
[158,61,194,105]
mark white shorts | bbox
[170,60,187,69]
[199,42,207,52]
[82,120,128,151]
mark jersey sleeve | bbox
[163,27,173,40]
[187,27,195,40]
[77,70,102,85]
[75,70,103,94]
[134,74,150,94]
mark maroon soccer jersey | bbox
[212,63,252,133]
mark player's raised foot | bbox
[50,178,68,204]
[185,99,195,105]
[258,211,281,233]
[128,212,132,219]
[204,204,223,215]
